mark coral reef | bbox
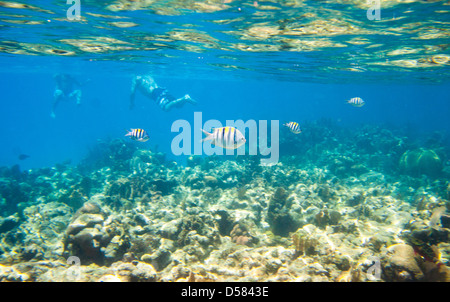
[62,198,131,266]
[382,243,450,282]
[267,187,299,237]
[0,122,449,282]
[399,148,443,177]
[230,222,258,246]
[382,244,425,281]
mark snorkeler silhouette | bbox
[51,73,83,119]
[130,75,197,111]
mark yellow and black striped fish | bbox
[346,97,365,107]
[201,126,246,149]
[125,128,149,142]
[283,121,302,134]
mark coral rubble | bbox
[0,124,449,282]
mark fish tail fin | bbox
[125,129,132,136]
[201,128,212,143]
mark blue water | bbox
[1,66,450,170]
[0,0,449,170]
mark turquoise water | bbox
[0,0,449,282]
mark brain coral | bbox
[399,148,442,177]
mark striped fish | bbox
[346,97,365,107]
[201,126,246,149]
[283,121,302,134]
[125,128,149,142]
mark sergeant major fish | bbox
[201,126,246,149]
[283,121,302,134]
[346,97,365,107]
[125,128,150,142]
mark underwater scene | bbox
[0,0,450,284]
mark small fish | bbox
[429,206,446,230]
[125,128,149,142]
[283,121,302,134]
[18,154,30,160]
[346,97,365,107]
[201,126,246,149]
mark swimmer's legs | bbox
[51,89,64,118]
[184,94,197,105]
[70,89,82,105]
[51,89,82,118]
[162,94,197,111]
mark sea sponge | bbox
[399,148,442,177]
[267,187,299,237]
[291,225,319,257]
